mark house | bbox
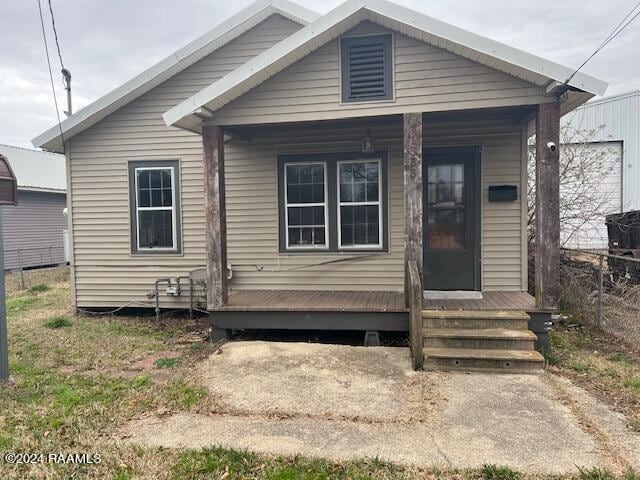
[0,144,67,271]
[561,90,639,249]
[33,0,607,371]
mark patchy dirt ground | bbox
[193,341,442,423]
[122,340,640,475]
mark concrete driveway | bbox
[124,341,640,474]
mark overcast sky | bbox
[1,0,638,148]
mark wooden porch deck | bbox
[423,291,536,311]
[208,290,536,312]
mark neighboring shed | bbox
[0,145,67,270]
[562,90,640,248]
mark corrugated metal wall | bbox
[2,190,67,270]
[563,91,640,211]
[562,91,639,248]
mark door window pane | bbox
[428,209,465,249]
[427,164,465,250]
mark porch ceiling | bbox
[222,105,535,139]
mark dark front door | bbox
[423,148,480,290]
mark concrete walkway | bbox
[123,341,640,474]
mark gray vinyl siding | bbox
[67,15,303,308]
[2,190,67,270]
[213,21,551,126]
[224,113,526,292]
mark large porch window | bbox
[278,152,388,252]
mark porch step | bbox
[422,328,537,350]
[423,347,544,373]
[422,309,530,330]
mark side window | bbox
[129,161,181,254]
[341,34,393,103]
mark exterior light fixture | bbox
[361,128,374,154]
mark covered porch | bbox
[200,104,560,315]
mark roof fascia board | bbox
[32,0,319,152]
[164,0,608,129]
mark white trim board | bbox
[32,0,319,153]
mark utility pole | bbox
[0,155,18,383]
[62,68,72,116]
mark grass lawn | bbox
[0,268,637,479]
[547,323,640,433]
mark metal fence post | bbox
[17,250,24,290]
[597,254,604,328]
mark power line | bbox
[37,0,66,152]
[47,0,66,74]
[46,0,72,115]
[563,0,640,87]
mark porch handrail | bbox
[407,255,424,370]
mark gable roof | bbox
[164,0,608,131]
[32,0,319,153]
[0,145,66,193]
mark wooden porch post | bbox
[535,102,561,310]
[404,112,423,306]
[202,125,228,309]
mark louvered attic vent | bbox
[341,34,393,102]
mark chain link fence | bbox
[561,248,640,346]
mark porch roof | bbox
[164,0,608,133]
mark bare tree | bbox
[528,123,620,249]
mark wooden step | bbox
[422,310,530,330]
[423,347,544,373]
[423,328,537,350]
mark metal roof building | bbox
[561,90,640,248]
[0,145,67,270]
[0,144,66,193]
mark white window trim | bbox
[337,159,383,250]
[134,166,178,252]
[284,161,329,250]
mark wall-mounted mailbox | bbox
[488,185,517,202]
[0,155,17,206]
